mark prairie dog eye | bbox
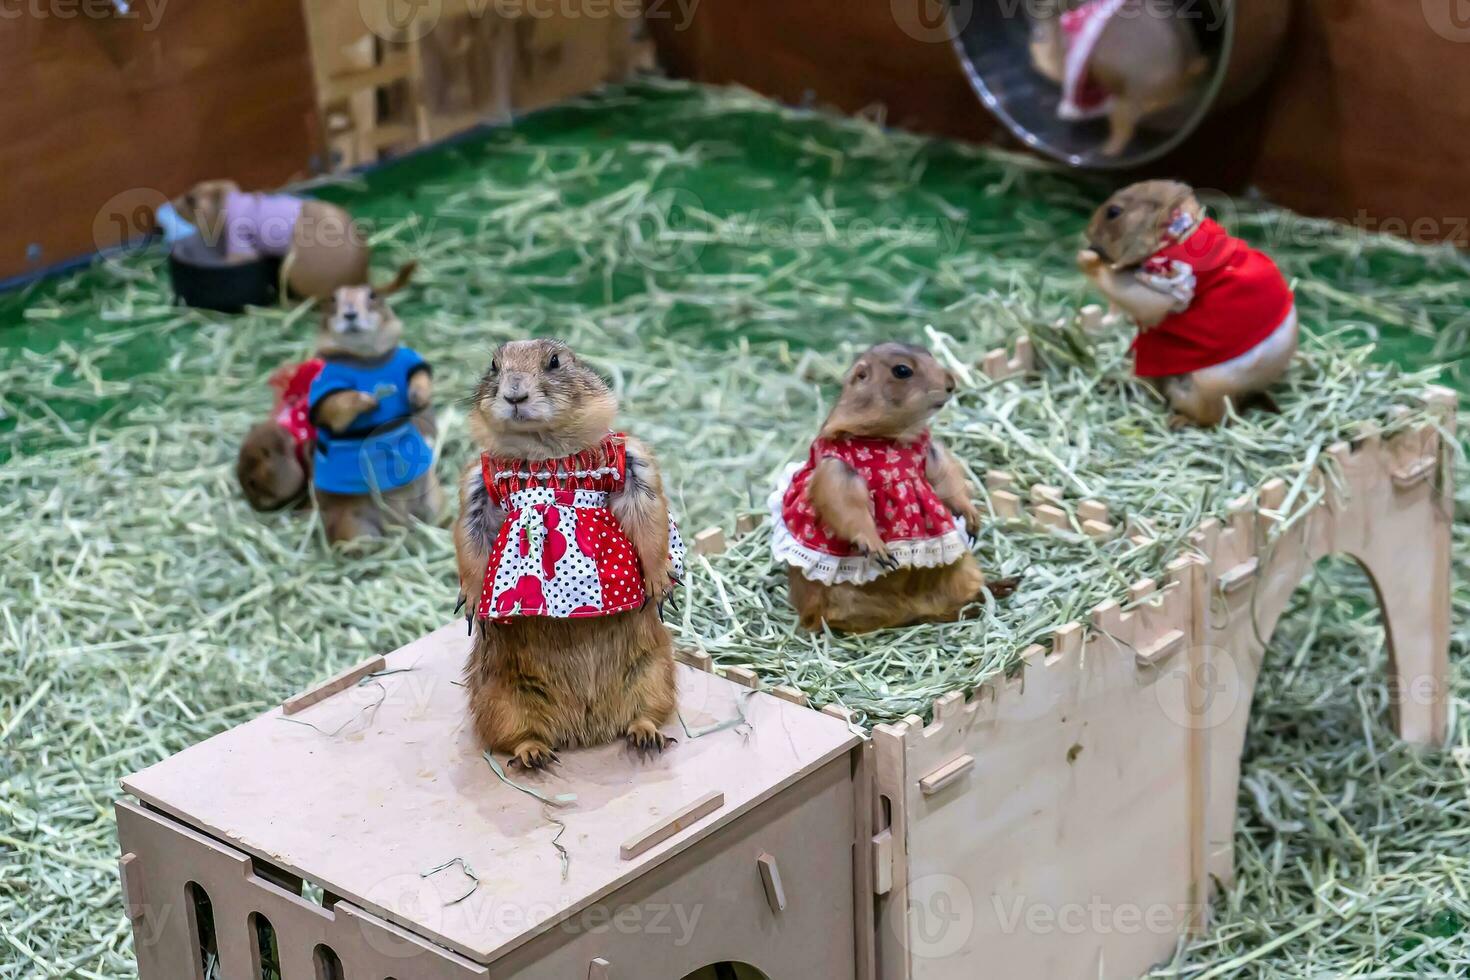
[1105,204,1124,220]
[891,364,913,380]
[547,354,561,370]
[490,359,499,374]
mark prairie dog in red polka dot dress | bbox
[455,339,682,770]
[772,343,1015,633]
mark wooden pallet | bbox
[300,0,653,171]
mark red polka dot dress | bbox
[770,430,971,585]
[476,434,685,621]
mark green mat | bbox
[2,79,1468,976]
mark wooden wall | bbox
[0,0,322,282]
[650,0,1470,246]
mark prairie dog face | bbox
[1086,179,1203,269]
[822,342,957,441]
[316,285,402,359]
[173,179,240,245]
[313,263,415,360]
[468,339,617,459]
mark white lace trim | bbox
[766,463,972,586]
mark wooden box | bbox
[117,625,865,979]
[687,339,1457,980]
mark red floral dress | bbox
[770,431,971,586]
[476,434,685,621]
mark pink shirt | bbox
[225,191,303,258]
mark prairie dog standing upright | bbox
[772,343,1012,633]
[455,339,685,769]
[307,263,443,542]
[1078,180,1297,427]
[173,180,371,300]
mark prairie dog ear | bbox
[374,260,418,298]
[847,358,872,384]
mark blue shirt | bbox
[307,348,434,495]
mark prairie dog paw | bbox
[626,719,672,753]
[1076,249,1105,275]
[408,373,433,409]
[857,536,898,572]
[508,740,558,770]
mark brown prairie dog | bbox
[172,179,371,300]
[1078,180,1298,427]
[1031,0,1207,157]
[455,339,682,770]
[306,263,444,542]
[771,343,1013,634]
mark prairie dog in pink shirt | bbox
[173,180,371,300]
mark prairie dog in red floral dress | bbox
[772,342,1014,633]
[454,339,685,769]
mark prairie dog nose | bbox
[503,392,529,405]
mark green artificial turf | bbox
[1,79,1468,977]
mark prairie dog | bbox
[236,359,323,512]
[306,263,443,542]
[172,180,371,300]
[1031,0,1207,156]
[455,339,681,770]
[1078,180,1297,427]
[772,343,1012,633]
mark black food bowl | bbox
[951,0,1289,169]
[168,235,282,313]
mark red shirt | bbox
[1131,219,1294,378]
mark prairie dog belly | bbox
[1189,305,1298,395]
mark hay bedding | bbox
[1,79,1467,975]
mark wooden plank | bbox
[757,852,787,913]
[1217,557,1259,594]
[1135,629,1186,668]
[917,754,974,797]
[281,657,386,716]
[620,791,726,860]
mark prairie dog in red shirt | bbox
[1079,180,1297,427]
